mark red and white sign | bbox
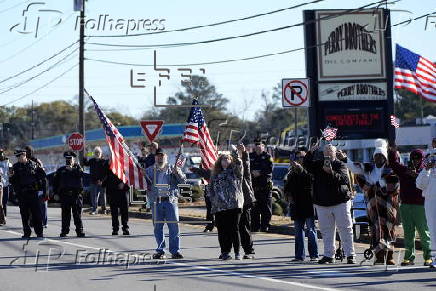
[140,120,164,142]
[282,79,310,107]
[67,132,84,151]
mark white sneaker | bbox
[91,212,97,215]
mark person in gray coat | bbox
[208,146,244,260]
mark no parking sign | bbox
[282,79,310,107]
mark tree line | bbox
[0,75,433,150]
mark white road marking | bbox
[1,229,338,291]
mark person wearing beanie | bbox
[339,139,399,265]
[388,144,432,266]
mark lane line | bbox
[0,229,338,291]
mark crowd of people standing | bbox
[0,137,435,269]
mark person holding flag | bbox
[145,148,186,259]
[303,142,356,264]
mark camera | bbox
[323,156,331,168]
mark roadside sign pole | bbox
[78,0,85,163]
[294,107,298,145]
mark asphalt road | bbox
[0,206,435,291]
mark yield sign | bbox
[140,120,164,142]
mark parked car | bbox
[271,163,289,200]
[184,170,204,198]
[351,185,369,240]
[46,170,92,205]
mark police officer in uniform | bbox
[10,149,47,238]
[104,169,130,236]
[54,151,85,237]
[249,138,273,232]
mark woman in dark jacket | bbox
[238,144,256,259]
[104,170,130,235]
[284,150,318,262]
[208,146,244,260]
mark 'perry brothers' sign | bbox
[304,9,394,141]
[318,82,387,101]
[316,9,386,81]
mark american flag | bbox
[181,99,217,169]
[87,91,145,189]
[394,44,436,103]
[322,127,338,141]
[390,115,400,128]
[175,149,187,168]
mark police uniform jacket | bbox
[249,151,273,188]
[53,165,84,193]
[10,160,47,195]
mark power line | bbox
[85,46,304,67]
[0,49,78,95]
[86,0,395,49]
[0,12,74,65]
[1,63,79,107]
[87,0,326,38]
[0,0,29,15]
[86,6,435,68]
[0,40,79,85]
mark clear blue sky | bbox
[0,0,435,122]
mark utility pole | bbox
[78,0,85,162]
[31,100,35,140]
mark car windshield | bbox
[272,166,288,180]
[190,157,202,164]
[186,172,200,179]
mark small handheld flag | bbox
[321,127,338,141]
[390,115,400,128]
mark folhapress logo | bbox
[75,15,166,35]
[9,2,63,38]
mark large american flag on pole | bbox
[394,44,436,102]
[181,99,217,169]
[86,91,146,189]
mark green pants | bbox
[400,204,432,261]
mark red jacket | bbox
[388,149,424,205]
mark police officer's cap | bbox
[14,149,26,156]
[155,148,165,155]
[254,138,265,145]
[64,151,77,158]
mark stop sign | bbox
[67,132,84,151]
